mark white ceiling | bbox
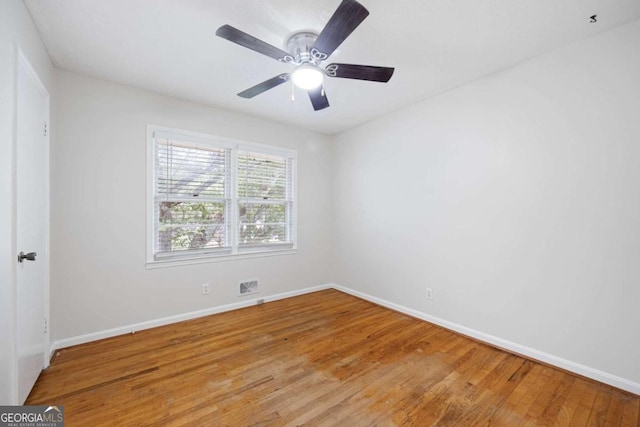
[25,0,640,135]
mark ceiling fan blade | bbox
[311,0,369,60]
[325,63,394,82]
[308,86,330,111]
[216,25,292,62]
[238,74,290,98]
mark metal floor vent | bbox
[239,279,259,296]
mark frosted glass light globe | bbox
[291,64,324,90]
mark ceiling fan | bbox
[215,0,394,111]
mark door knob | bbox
[18,251,37,263]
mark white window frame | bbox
[146,125,297,268]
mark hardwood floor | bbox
[27,289,639,426]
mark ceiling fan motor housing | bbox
[284,31,325,65]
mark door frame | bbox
[12,45,51,402]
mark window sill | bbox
[145,248,298,269]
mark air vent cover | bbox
[239,279,259,296]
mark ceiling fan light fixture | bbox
[216,0,394,111]
[291,64,324,90]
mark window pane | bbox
[239,203,287,245]
[157,142,228,198]
[156,201,227,252]
[237,152,287,200]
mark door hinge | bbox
[43,122,48,136]
[43,318,48,334]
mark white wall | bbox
[333,19,640,386]
[51,70,333,343]
[0,1,53,405]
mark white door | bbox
[16,52,49,404]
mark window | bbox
[237,151,294,247]
[147,126,296,265]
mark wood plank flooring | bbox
[27,289,639,426]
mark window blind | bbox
[154,138,231,256]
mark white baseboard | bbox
[49,282,639,396]
[331,283,640,396]
[49,283,331,357]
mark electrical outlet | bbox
[202,283,210,295]
[426,287,433,300]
